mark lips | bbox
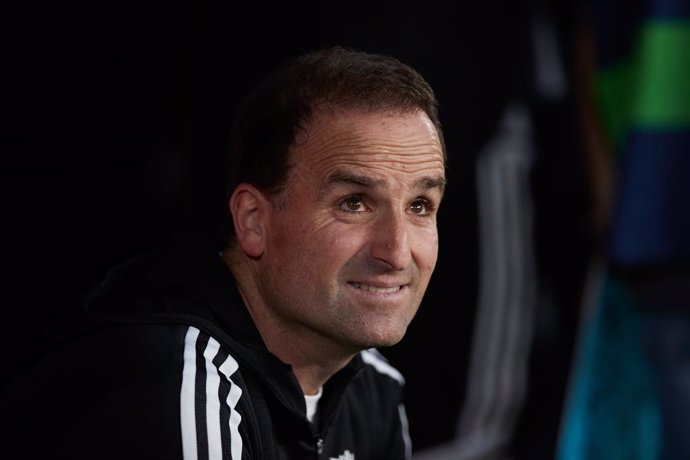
[349,282,403,294]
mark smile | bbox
[349,283,402,294]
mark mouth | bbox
[349,282,404,294]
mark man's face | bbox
[259,108,445,353]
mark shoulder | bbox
[0,322,250,459]
[343,348,406,410]
[359,348,405,386]
[0,322,190,458]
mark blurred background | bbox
[6,1,688,459]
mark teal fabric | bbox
[557,273,661,460]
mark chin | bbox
[358,327,407,349]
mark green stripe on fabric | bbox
[634,21,690,125]
[596,20,690,150]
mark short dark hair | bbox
[222,46,445,245]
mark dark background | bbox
[6,1,591,457]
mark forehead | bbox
[289,108,445,185]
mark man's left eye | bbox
[410,199,430,215]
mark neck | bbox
[222,247,355,395]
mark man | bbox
[1,46,446,459]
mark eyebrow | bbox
[323,170,446,194]
[417,175,446,194]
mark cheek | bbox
[312,225,365,265]
[273,216,361,266]
[304,226,371,282]
[413,228,439,272]
[267,216,310,269]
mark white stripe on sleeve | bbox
[218,355,243,460]
[204,337,223,460]
[181,327,200,460]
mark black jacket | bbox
[1,235,411,459]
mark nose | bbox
[370,212,411,271]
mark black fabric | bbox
[0,233,409,459]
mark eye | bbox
[409,198,431,215]
[340,195,367,213]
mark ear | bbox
[229,184,268,258]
